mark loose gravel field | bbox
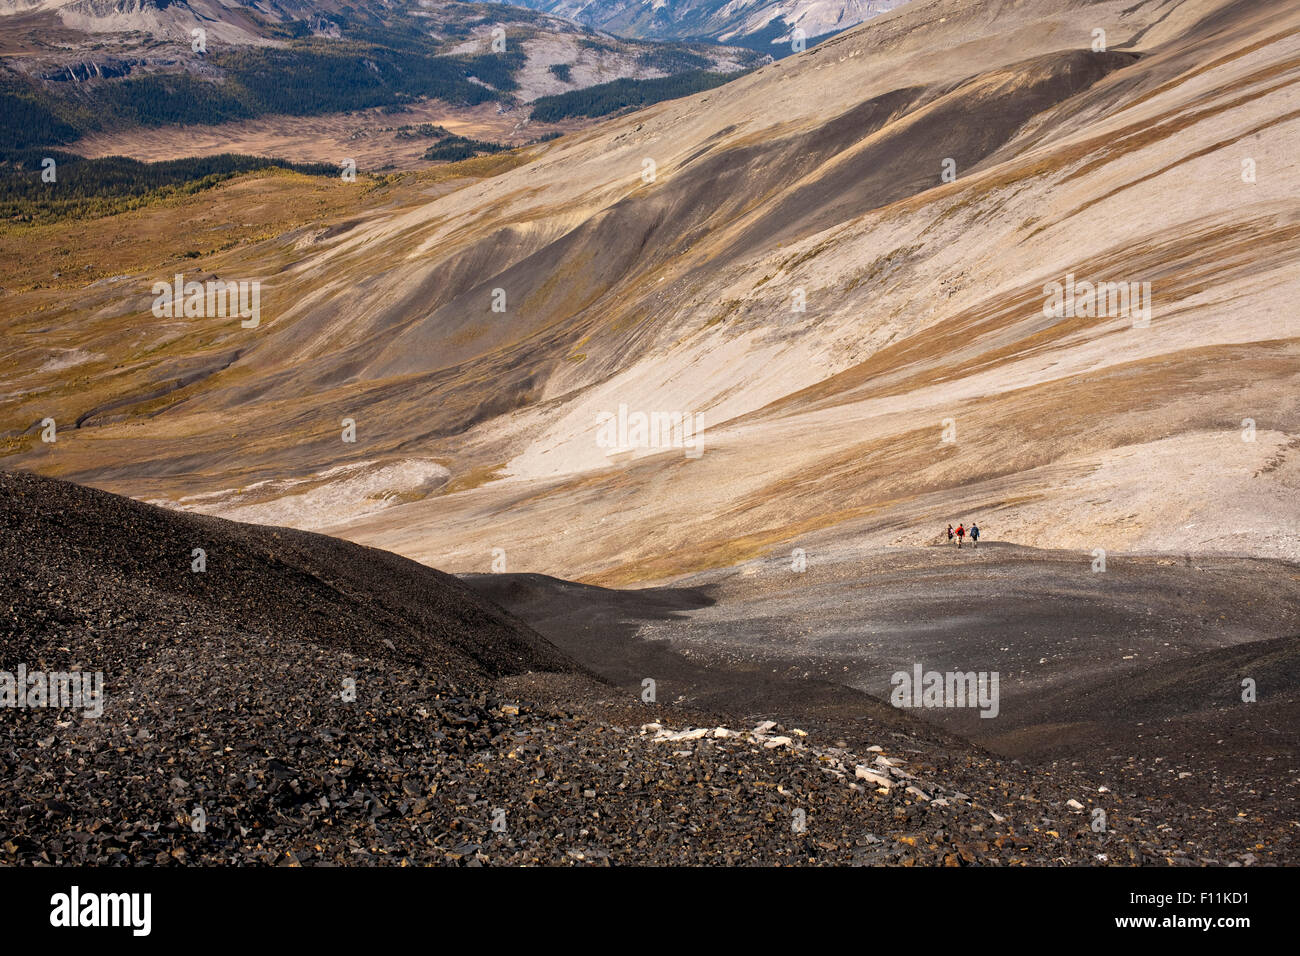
[2,472,1294,865]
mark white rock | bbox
[854,766,893,788]
[655,727,707,742]
[1066,799,1085,810]
[763,736,794,748]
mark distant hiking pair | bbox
[946,523,980,548]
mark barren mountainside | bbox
[1,0,1297,587]
[3,471,1295,865]
[1,0,1299,876]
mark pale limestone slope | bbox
[4,0,1297,584]
[326,0,1300,579]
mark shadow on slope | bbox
[461,571,977,745]
[986,633,1300,761]
[364,50,1139,380]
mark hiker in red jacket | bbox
[955,524,965,548]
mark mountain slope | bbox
[497,0,910,50]
[0,469,576,678]
[2,470,1292,865]
[1,0,1297,586]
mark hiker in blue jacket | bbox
[970,522,980,547]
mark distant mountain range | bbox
[0,0,766,154]
[490,0,909,50]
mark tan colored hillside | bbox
[3,0,1297,584]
